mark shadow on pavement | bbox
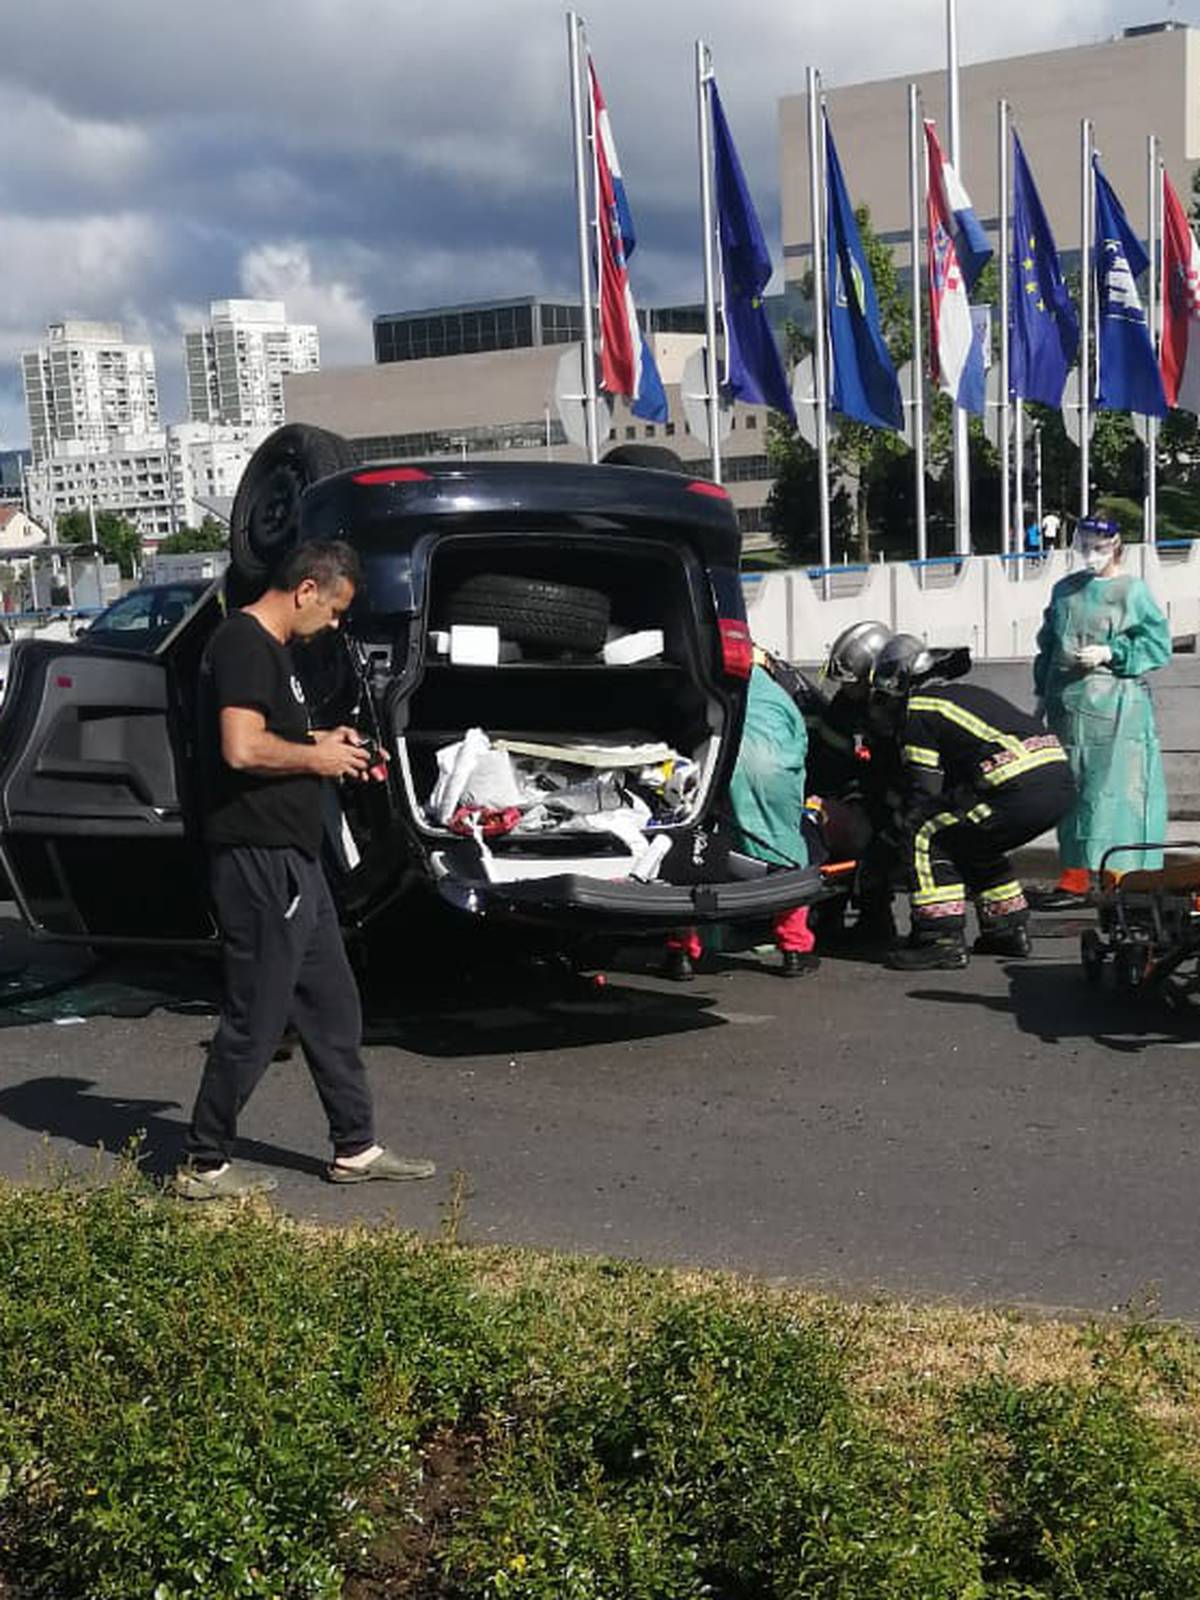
[361,964,730,1058]
[908,961,1199,1052]
[0,1075,326,1180]
[0,916,731,1059]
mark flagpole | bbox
[1146,132,1159,546]
[1079,118,1092,520]
[695,41,722,485]
[1014,400,1024,555]
[567,12,600,463]
[947,0,970,555]
[998,99,1011,556]
[806,65,832,594]
[908,82,928,567]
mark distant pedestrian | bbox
[174,540,436,1199]
[1041,511,1062,551]
[1025,520,1042,557]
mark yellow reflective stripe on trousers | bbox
[908,695,1026,756]
[903,744,941,769]
[912,810,958,897]
[980,745,1068,786]
[913,884,967,907]
[979,879,1023,904]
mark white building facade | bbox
[184,299,319,428]
[21,322,159,465]
[25,424,271,546]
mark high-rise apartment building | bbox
[24,423,273,545]
[184,299,320,427]
[21,322,159,464]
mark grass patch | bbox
[1,1171,1199,1596]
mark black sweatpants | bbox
[186,845,375,1165]
[909,763,1075,935]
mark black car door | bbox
[0,638,215,944]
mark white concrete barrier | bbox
[742,545,1200,661]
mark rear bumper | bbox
[436,862,848,931]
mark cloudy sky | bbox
[0,0,1185,448]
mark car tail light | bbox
[352,466,431,485]
[718,617,753,679]
[687,479,729,499]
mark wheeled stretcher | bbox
[1082,843,1200,1014]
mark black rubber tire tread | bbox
[444,572,611,653]
[230,423,357,585]
[601,443,688,474]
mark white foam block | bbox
[449,624,501,666]
[602,628,664,665]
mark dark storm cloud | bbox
[0,0,1166,445]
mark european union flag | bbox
[1010,131,1078,407]
[710,80,796,422]
[825,116,903,431]
[1093,156,1167,418]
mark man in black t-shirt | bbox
[175,540,436,1199]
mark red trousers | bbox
[667,905,815,959]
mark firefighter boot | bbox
[884,929,968,971]
[973,919,1032,958]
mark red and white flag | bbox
[587,56,667,421]
[1160,170,1200,414]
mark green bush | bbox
[959,1376,1200,1597]
[0,1175,1199,1598]
[0,1176,520,1598]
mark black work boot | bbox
[973,921,1032,958]
[884,933,968,971]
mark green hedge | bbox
[0,1174,1198,1597]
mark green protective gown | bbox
[728,666,808,868]
[1033,571,1171,871]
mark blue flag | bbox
[1010,131,1078,407]
[709,80,796,422]
[1093,156,1167,418]
[825,116,903,431]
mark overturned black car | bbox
[0,427,847,956]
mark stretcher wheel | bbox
[1114,943,1152,996]
[1080,929,1105,985]
[1153,940,1200,1017]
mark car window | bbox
[90,585,203,636]
[93,591,155,633]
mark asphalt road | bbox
[0,901,1197,1321]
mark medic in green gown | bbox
[1033,517,1171,888]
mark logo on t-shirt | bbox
[290,675,306,705]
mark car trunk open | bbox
[379,531,785,922]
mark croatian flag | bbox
[1160,169,1200,415]
[925,119,988,415]
[588,57,668,422]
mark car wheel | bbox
[444,573,611,654]
[601,443,688,473]
[229,424,357,589]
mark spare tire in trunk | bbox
[444,573,610,654]
[230,424,357,587]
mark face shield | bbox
[1074,521,1120,575]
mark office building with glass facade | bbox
[373,297,706,365]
